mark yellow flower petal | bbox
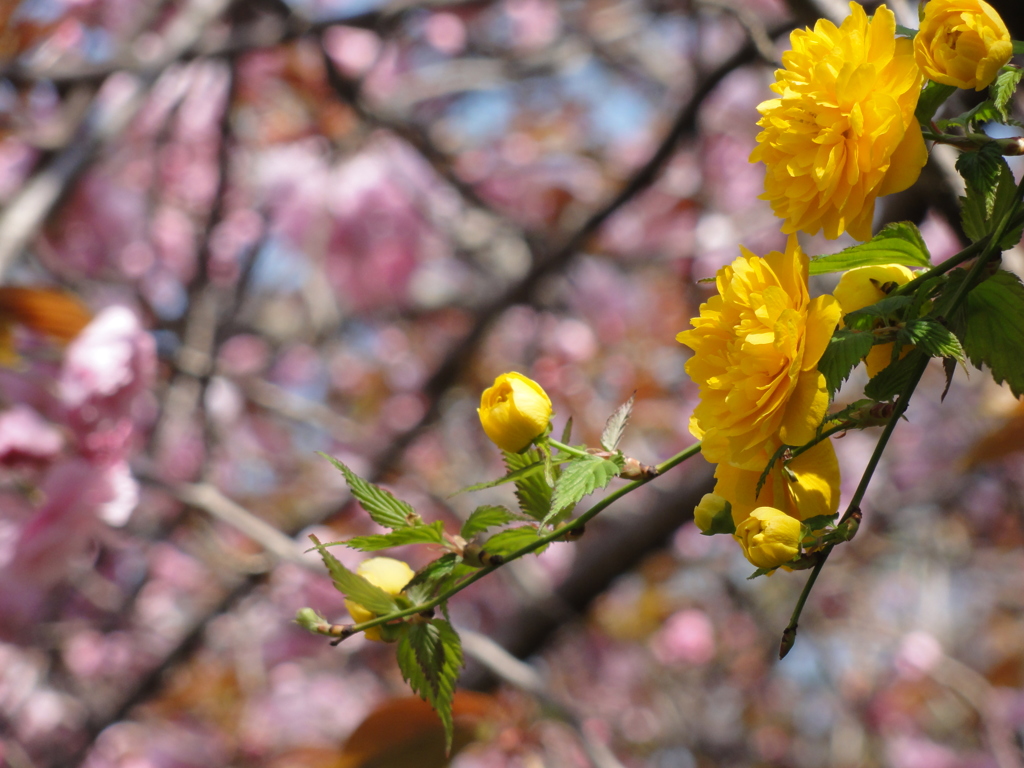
[914,0,1013,91]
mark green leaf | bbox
[915,81,956,124]
[900,319,967,366]
[963,270,1024,397]
[481,526,546,558]
[404,553,459,604]
[600,394,635,452]
[561,417,573,445]
[958,143,1004,242]
[936,100,1001,132]
[503,449,552,521]
[546,454,624,525]
[747,566,777,580]
[452,459,545,495]
[801,514,837,532]
[346,521,446,552]
[864,349,927,402]
[1015,41,1024,56]
[991,66,1023,122]
[843,295,914,331]
[808,222,931,276]
[397,620,464,753]
[460,505,520,539]
[320,454,415,530]
[308,535,400,615]
[817,328,876,397]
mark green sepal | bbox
[700,500,736,536]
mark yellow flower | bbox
[914,0,1013,91]
[713,438,841,524]
[678,236,841,471]
[694,493,735,535]
[734,506,803,569]
[833,263,916,377]
[345,557,416,642]
[750,2,927,241]
[478,372,553,452]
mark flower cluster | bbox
[678,238,842,569]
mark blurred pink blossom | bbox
[0,405,64,466]
[650,609,715,665]
[59,306,156,460]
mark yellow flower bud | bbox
[345,557,415,642]
[833,264,916,378]
[914,0,1013,91]
[693,493,735,535]
[734,507,802,570]
[478,372,553,453]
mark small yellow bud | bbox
[344,557,415,642]
[693,493,735,536]
[915,0,1013,91]
[734,507,802,570]
[478,372,553,453]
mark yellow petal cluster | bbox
[833,263,916,377]
[734,507,803,569]
[750,2,927,241]
[478,372,553,453]
[914,0,1012,91]
[713,438,841,524]
[678,236,840,471]
[345,557,415,642]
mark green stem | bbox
[782,179,1024,656]
[344,441,704,637]
[545,437,593,459]
[890,239,986,297]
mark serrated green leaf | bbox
[308,535,400,615]
[900,319,967,366]
[808,222,931,276]
[600,394,635,452]
[546,454,624,525]
[864,349,927,402]
[452,459,545,495]
[843,295,914,330]
[346,521,447,552]
[503,449,552,521]
[963,270,1024,397]
[959,152,1023,247]
[991,66,1023,121]
[398,620,464,753]
[320,454,415,530]
[460,505,520,539]
[817,328,876,397]
[481,526,546,558]
[915,81,957,124]
[404,553,459,604]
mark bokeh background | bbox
[1,0,1024,766]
